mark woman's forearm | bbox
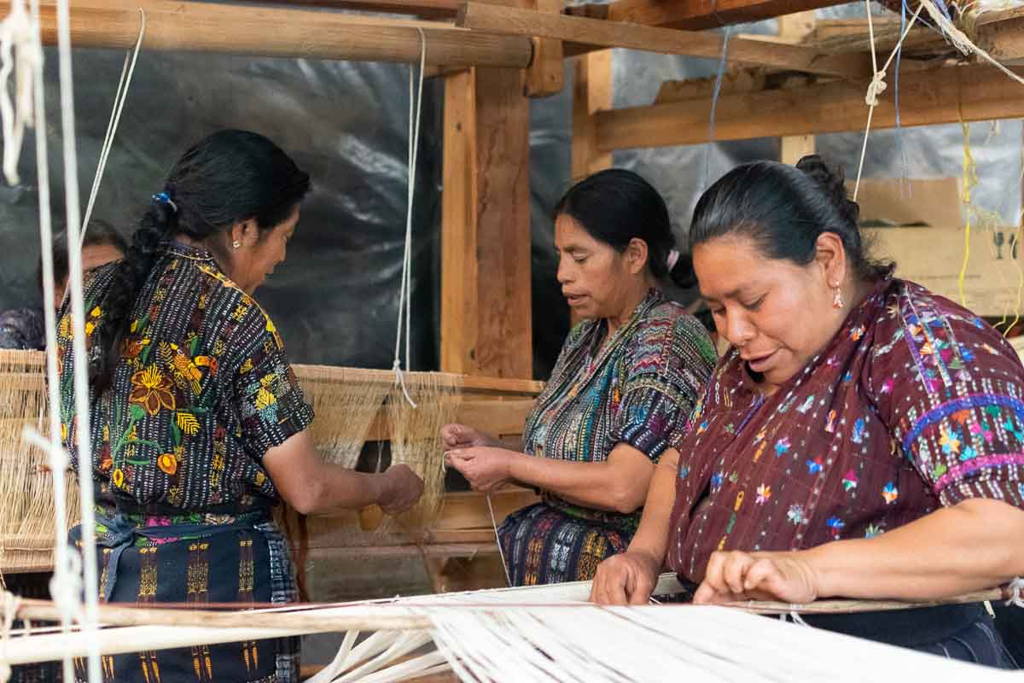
[625,450,680,565]
[507,444,655,514]
[804,498,1024,600]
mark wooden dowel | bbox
[457,1,871,79]
[8,0,533,67]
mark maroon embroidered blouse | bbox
[668,277,1024,581]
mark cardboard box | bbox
[864,225,1024,317]
[855,178,1024,317]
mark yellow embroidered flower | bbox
[254,471,266,486]
[84,321,96,336]
[90,306,102,318]
[255,387,277,411]
[157,453,177,476]
[129,365,176,416]
[172,353,203,394]
[130,319,139,333]
[111,468,125,488]
[239,358,254,374]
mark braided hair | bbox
[89,129,310,393]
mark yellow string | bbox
[958,119,975,309]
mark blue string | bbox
[703,26,732,192]
[895,0,910,192]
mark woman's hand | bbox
[441,423,497,450]
[693,550,820,605]
[445,447,515,493]
[590,551,661,605]
[376,464,425,515]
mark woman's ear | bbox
[625,237,650,276]
[814,232,847,287]
[232,218,260,247]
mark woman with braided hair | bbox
[56,129,423,682]
[591,156,1024,667]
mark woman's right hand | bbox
[377,464,425,514]
[441,423,496,450]
[589,550,661,605]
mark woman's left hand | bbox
[693,550,821,605]
[445,447,515,493]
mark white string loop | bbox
[1006,576,1024,608]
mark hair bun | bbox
[796,154,860,226]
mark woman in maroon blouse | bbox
[591,156,1024,666]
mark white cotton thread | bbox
[1006,576,1024,608]
[392,28,426,407]
[80,8,145,246]
[0,0,37,185]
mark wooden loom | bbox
[3,2,1024,676]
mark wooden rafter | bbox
[458,1,872,79]
[13,0,533,67]
[571,0,848,30]
[595,63,1024,150]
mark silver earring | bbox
[832,285,845,309]
[232,240,241,249]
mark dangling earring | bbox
[832,285,845,309]
[232,240,241,249]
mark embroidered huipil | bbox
[499,289,717,585]
[58,241,313,683]
[667,277,1024,581]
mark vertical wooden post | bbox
[571,49,613,181]
[441,67,533,378]
[779,12,816,164]
[524,0,565,97]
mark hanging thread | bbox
[392,28,426,409]
[701,26,731,192]
[80,8,146,246]
[853,0,924,201]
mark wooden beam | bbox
[778,11,816,165]
[524,0,566,97]
[441,68,533,377]
[602,0,846,30]
[595,63,1024,151]
[231,0,462,20]
[571,50,613,180]
[975,7,1024,63]
[16,0,532,67]
[458,2,871,79]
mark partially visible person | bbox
[444,169,716,586]
[0,220,126,349]
[590,156,1024,668]
[58,130,423,682]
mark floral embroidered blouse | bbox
[522,289,717,529]
[667,276,1024,581]
[57,241,314,514]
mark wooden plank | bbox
[976,8,1024,63]
[778,11,816,165]
[524,0,566,98]
[595,63,1024,151]
[458,1,871,79]
[571,50,613,180]
[15,0,532,67]
[364,397,536,440]
[441,69,480,376]
[232,0,462,20]
[441,67,533,378]
[602,0,846,30]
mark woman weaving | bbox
[444,170,717,586]
[591,157,1024,666]
[57,130,423,682]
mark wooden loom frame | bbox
[4,0,1024,612]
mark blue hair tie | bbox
[152,191,178,213]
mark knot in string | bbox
[865,71,887,107]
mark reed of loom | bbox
[0,349,79,577]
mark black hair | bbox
[90,129,311,393]
[554,169,696,288]
[38,219,129,294]
[689,155,889,281]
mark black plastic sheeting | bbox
[0,48,571,376]
[3,8,1020,379]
